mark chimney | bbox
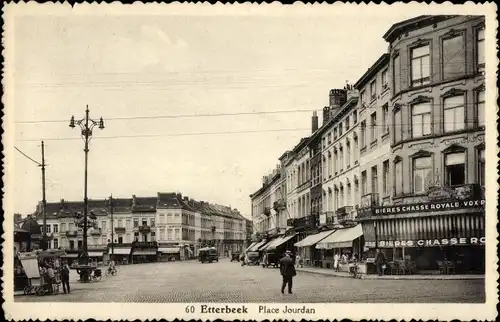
[323,106,331,124]
[312,111,319,133]
[132,195,136,205]
[183,197,189,202]
[329,89,347,115]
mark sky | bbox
[9,6,418,218]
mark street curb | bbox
[296,269,485,280]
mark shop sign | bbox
[365,237,485,248]
[374,199,485,215]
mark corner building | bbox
[358,15,486,273]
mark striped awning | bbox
[266,234,296,251]
[316,225,363,249]
[88,251,103,257]
[295,230,335,248]
[245,242,258,252]
[248,239,267,252]
[362,213,485,247]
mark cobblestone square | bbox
[16,258,485,303]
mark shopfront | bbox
[316,225,364,269]
[360,198,485,274]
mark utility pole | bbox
[41,141,47,250]
[110,194,114,261]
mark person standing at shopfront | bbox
[279,250,296,294]
[334,253,340,272]
[60,261,71,294]
[375,249,386,276]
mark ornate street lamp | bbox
[69,106,105,272]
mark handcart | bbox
[20,250,64,296]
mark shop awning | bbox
[295,230,336,248]
[159,247,180,254]
[112,248,131,255]
[245,242,258,252]
[248,239,267,252]
[260,238,279,251]
[61,253,78,258]
[267,234,296,251]
[133,250,157,256]
[316,225,363,249]
[88,251,104,257]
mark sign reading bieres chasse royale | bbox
[374,199,485,215]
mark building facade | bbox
[33,193,247,263]
[358,15,486,273]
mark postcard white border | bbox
[2,2,498,320]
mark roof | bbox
[383,15,456,43]
[292,137,310,154]
[19,217,41,235]
[353,53,390,90]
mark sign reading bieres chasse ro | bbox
[374,199,485,215]
[365,237,486,248]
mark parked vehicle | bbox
[261,251,280,268]
[199,247,219,263]
[246,251,260,266]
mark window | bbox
[45,225,51,233]
[53,239,58,249]
[334,127,338,139]
[476,27,485,73]
[412,157,432,193]
[478,149,485,186]
[175,229,180,240]
[353,136,358,163]
[370,112,377,142]
[339,147,344,171]
[382,69,388,90]
[476,89,485,128]
[411,45,431,87]
[339,123,343,136]
[102,221,107,231]
[371,166,378,194]
[346,142,351,168]
[360,91,366,106]
[327,153,332,176]
[151,232,156,241]
[151,218,155,227]
[118,236,123,244]
[133,219,139,227]
[394,160,403,195]
[393,108,403,143]
[328,133,332,145]
[118,219,123,228]
[411,102,432,138]
[134,232,139,241]
[361,171,367,195]
[142,219,147,226]
[393,54,401,94]
[53,224,58,233]
[167,229,173,240]
[322,138,326,149]
[360,121,367,148]
[334,149,338,173]
[443,95,465,133]
[370,80,376,100]
[126,219,131,228]
[383,160,390,195]
[442,34,466,79]
[382,104,389,134]
[60,223,66,232]
[445,152,466,186]
[345,116,350,130]
[353,110,358,124]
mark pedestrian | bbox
[46,264,55,294]
[334,253,340,272]
[295,253,303,268]
[61,261,71,294]
[375,249,386,276]
[279,250,296,294]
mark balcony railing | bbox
[115,227,126,234]
[336,206,353,216]
[65,230,78,237]
[90,228,102,236]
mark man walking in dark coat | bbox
[279,250,296,294]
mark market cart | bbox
[19,250,66,296]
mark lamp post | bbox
[69,105,105,269]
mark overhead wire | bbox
[14,146,42,166]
